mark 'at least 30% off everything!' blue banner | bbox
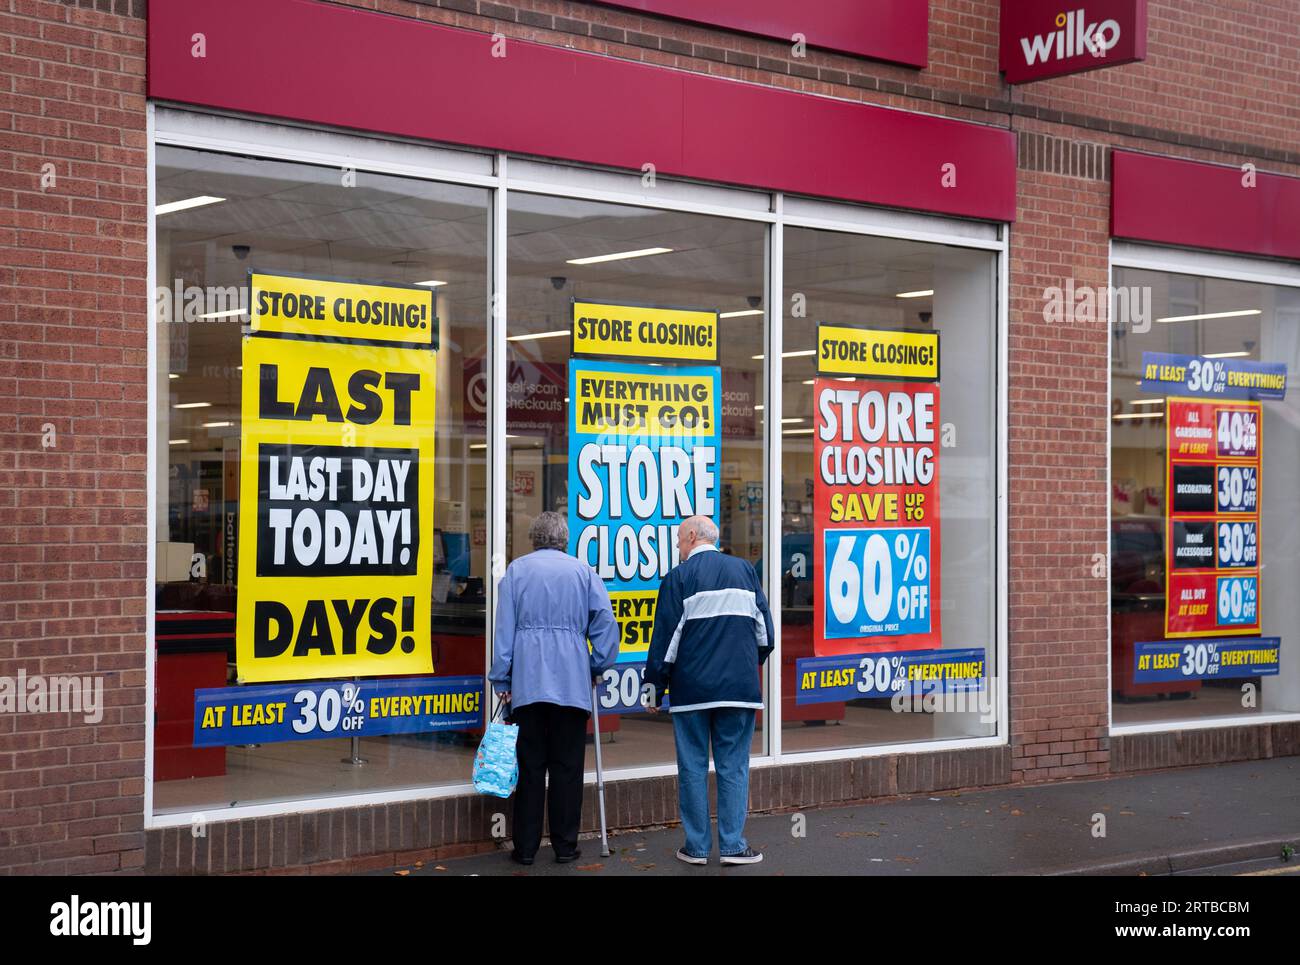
[193,676,483,746]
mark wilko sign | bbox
[1000,0,1147,84]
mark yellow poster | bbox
[249,271,436,347]
[817,325,940,381]
[572,300,719,363]
[235,273,437,683]
[572,367,717,437]
[609,590,657,660]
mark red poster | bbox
[1164,398,1262,637]
[812,379,941,657]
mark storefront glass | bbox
[780,230,1000,753]
[149,128,1007,821]
[505,192,769,769]
[1110,265,1300,726]
[154,146,490,811]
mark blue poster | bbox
[1139,352,1287,400]
[795,647,986,704]
[568,358,721,673]
[1133,638,1280,683]
[193,675,483,746]
[821,527,933,640]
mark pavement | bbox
[377,756,1300,876]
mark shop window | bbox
[1110,266,1300,726]
[505,193,769,767]
[153,146,489,813]
[781,229,1000,752]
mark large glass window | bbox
[780,230,1000,753]
[150,132,1009,821]
[506,193,769,770]
[1110,265,1300,726]
[154,146,489,813]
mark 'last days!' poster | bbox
[235,272,438,683]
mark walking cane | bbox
[591,682,610,857]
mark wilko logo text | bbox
[1000,1,1147,84]
[1020,9,1121,67]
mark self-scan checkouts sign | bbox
[235,272,437,683]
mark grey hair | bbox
[683,516,719,544]
[529,511,569,552]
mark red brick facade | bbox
[2,0,149,874]
[2,0,1298,874]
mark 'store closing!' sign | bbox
[572,300,718,363]
[235,272,437,683]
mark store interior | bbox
[1110,266,1300,724]
[154,146,1003,814]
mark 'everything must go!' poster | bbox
[567,358,721,663]
[566,301,721,710]
[811,326,942,658]
[235,272,438,683]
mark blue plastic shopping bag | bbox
[473,704,519,798]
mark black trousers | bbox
[509,702,588,857]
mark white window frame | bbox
[145,105,1009,828]
[772,204,1008,765]
[1108,240,1300,736]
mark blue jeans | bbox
[671,707,756,857]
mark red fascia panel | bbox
[587,0,929,68]
[147,0,1014,223]
[1112,151,1300,262]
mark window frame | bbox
[1107,240,1300,737]
[771,211,1008,765]
[145,105,1009,828]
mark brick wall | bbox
[0,0,149,874]
[1112,721,1300,771]
[1007,143,1113,781]
[3,0,1299,874]
[146,748,1011,874]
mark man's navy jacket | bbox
[644,545,775,713]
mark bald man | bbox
[643,515,774,866]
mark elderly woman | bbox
[489,511,620,865]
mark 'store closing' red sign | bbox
[1000,0,1147,84]
[813,379,942,658]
